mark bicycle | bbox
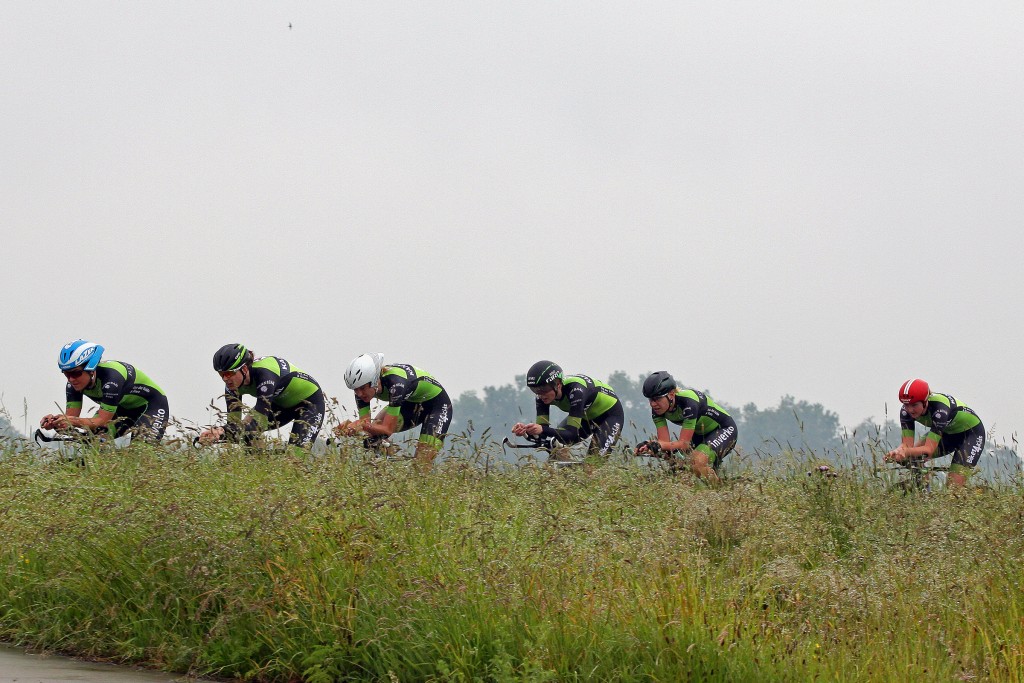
[880,461,949,494]
[501,435,583,468]
[323,434,413,461]
[32,427,102,464]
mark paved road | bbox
[0,644,203,682]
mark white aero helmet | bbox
[344,353,385,390]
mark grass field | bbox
[0,441,1022,682]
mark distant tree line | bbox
[0,411,23,445]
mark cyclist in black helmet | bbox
[511,360,624,459]
[199,343,325,450]
[635,371,737,481]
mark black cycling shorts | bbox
[109,394,169,443]
[258,391,326,448]
[938,423,985,468]
[392,391,453,446]
[557,401,625,456]
[691,415,738,470]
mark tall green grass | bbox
[1,442,1022,681]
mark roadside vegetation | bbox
[1,440,1022,682]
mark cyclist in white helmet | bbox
[335,353,453,470]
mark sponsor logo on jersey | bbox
[600,422,622,455]
[708,425,736,450]
[436,403,451,432]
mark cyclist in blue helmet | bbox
[40,340,170,443]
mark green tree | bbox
[728,395,842,456]
[0,411,24,446]
[449,378,535,444]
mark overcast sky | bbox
[3,2,1022,446]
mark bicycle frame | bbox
[501,436,582,467]
[885,462,950,494]
[501,436,553,450]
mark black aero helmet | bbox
[642,371,677,399]
[213,343,252,373]
[526,360,563,388]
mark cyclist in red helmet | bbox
[884,378,985,487]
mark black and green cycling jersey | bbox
[222,356,324,447]
[356,364,445,418]
[900,393,982,442]
[225,356,321,416]
[653,388,732,435]
[536,374,620,442]
[66,360,165,414]
[354,364,452,448]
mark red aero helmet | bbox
[898,379,930,404]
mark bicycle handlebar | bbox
[34,427,91,444]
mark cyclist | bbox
[511,360,624,461]
[334,353,453,470]
[39,340,169,443]
[634,371,737,481]
[199,343,325,450]
[885,378,985,487]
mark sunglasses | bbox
[218,368,242,380]
[63,368,87,380]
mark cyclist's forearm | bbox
[904,440,939,459]
[540,423,580,443]
[68,412,113,430]
[663,427,695,452]
[365,413,398,437]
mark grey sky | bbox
[3,2,1023,445]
